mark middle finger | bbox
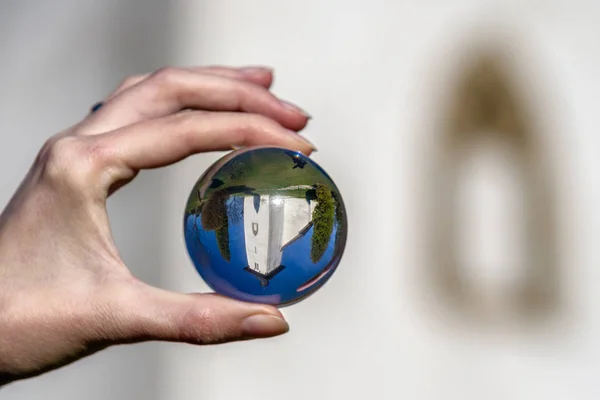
[81,67,310,135]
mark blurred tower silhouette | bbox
[426,42,561,325]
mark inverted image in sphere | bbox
[183,146,347,307]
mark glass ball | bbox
[183,146,347,307]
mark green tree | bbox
[185,189,204,215]
[200,190,232,261]
[201,191,229,230]
[216,223,231,261]
[310,184,335,263]
[332,191,346,249]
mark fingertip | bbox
[238,66,274,74]
[238,66,274,88]
[197,295,289,339]
[240,314,290,339]
[282,130,318,154]
[286,116,312,132]
[258,304,285,319]
[280,100,312,119]
[277,101,312,132]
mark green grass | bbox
[185,188,310,214]
[203,150,333,197]
[238,188,309,198]
[185,197,205,214]
[185,149,335,214]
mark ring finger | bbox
[105,65,275,102]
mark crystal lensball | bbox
[183,146,347,307]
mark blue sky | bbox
[184,196,340,305]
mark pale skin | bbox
[0,65,316,387]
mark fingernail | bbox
[241,314,289,338]
[280,100,312,119]
[239,66,273,74]
[285,130,318,151]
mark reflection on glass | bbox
[184,146,347,307]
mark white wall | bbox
[0,1,174,399]
[2,1,600,399]
[163,1,600,399]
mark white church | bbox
[243,194,318,286]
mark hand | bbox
[0,65,315,386]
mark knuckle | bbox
[39,136,79,171]
[179,306,226,344]
[91,283,141,342]
[165,111,196,136]
[216,113,280,147]
[239,114,280,136]
[150,66,183,85]
[117,75,142,91]
[170,110,199,127]
[245,113,278,128]
[38,136,111,189]
[234,80,261,99]
[167,111,207,142]
[146,67,190,102]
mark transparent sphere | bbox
[183,146,347,307]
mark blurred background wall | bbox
[2,1,600,399]
[0,1,174,398]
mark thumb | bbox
[98,283,289,345]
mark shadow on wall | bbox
[419,38,564,329]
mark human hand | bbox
[0,66,315,386]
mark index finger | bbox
[93,111,316,187]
